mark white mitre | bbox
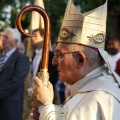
[57,0,120,86]
[58,0,107,48]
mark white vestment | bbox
[39,65,120,120]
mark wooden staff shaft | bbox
[16,5,50,70]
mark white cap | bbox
[58,0,107,49]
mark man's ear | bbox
[77,51,87,67]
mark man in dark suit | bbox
[0,28,30,120]
[31,28,60,104]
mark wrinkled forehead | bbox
[55,42,70,52]
[3,30,10,34]
[3,30,13,38]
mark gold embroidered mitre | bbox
[57,0,107,50]
[57,0,120,86]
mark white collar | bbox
[86,65,106,77]
[109,52,120,58]
[5,47,16,58]
[70,65,106,96]
[35,49,42,55]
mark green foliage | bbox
[44,0,66,43]
[0,0,120,42]
[0,0,67,43]
[0,0,32,30]
[73,0,120,15]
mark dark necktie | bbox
[0,53,5,69]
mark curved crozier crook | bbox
[16,5,51,71]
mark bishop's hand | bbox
[32,76,54,106]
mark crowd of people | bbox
[0,0,120,120]
[0,27,66,120]
[0,28,30,120]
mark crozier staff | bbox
[31,0,120,120]
[16,5,53,119]
[16,5,51,86]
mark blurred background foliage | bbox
[0,0,120,42]
[73,0,120,14]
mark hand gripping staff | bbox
[16,5,50,86]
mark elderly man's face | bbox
[52,43,80,84]
[2,31,16,53]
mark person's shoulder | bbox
[68,91,114,119]
[87,90,111,100]
[75,90,112,105]
[17,51,30,61]
[71,91,112,111]
[18,52,28,57]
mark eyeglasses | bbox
[54,51,78,59]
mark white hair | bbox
[64,43,104,67]
[16,42,25,53]
[4,28,21,46]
